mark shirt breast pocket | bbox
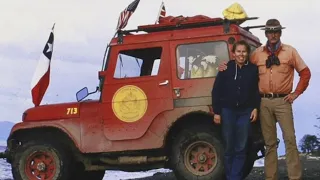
[278,59,292,73]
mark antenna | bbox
[242,25,266,31]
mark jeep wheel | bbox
[170,125,224,180]
[11,140,71,180]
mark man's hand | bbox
[218,60,228,71]
[283,92,299,103]
[250,108,258,122]
[214,114,221,124]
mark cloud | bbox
[1,0,318,61]
[1,0,319,64]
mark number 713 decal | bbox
[67,107,78,115]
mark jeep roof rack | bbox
[117,17,264,36]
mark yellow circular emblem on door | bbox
[112,85,148,123]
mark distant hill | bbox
[0,121,14,141]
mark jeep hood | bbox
[23,100,97,122]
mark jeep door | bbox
[170,38,230,105]
[101,42,173,141]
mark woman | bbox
[211,40,260,180]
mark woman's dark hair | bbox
[232,40,251,55]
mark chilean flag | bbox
[30,24,55,107]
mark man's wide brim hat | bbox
[261,19,286,31]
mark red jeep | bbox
[4,15,266,180]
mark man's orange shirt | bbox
[250,43,307,94]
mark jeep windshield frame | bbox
[98,46,112,93]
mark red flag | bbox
[30,24,55,106]
[156,2,166,24]
[116,0,140,30]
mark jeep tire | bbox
[11,140,71,180]
[170,125,224,180]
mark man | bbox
[218,19,311,180]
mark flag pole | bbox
[101,31,117,71]
[51,23,55,51]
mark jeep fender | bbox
[7,119,81,152]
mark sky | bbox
[0,0,319,155]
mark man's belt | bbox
[260,93,288,98]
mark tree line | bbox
[298,116,320,156]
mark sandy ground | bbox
[130,156,320,180]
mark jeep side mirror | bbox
[76,87,89,102]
